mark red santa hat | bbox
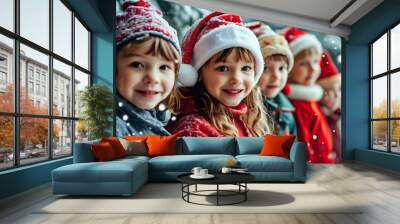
[246,21,294,71]
[178,12,264,87]
[281,27,322,57]
[116,0,181,55]
[318,50,341,90]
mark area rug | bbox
[37,183,362,214]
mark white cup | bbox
[221,167,232,174]
[191,167,202,176]
[200,169,208,176]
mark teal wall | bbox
[344,0,400,171]
[0,158,72,199]
[0,0,114,200]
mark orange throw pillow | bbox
[101,137,126,158]
[146,135,177,157]
[259,134,296,159]
[124,135,150,141]
[91,142,118,162]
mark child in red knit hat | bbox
[168,12,272,137]
[115,0,181,137]
[282,27,334,163]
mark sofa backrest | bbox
[177,137,236,155]
[235,137,263,155]
[73,139,100,163]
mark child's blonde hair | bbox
[196,47,273,136]
[293,48,320,61]
[118,36,181,113]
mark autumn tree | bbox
[0,84,60,151]
[372,99,400,143]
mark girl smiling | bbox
[168,12,271,137]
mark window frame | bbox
[370,19,400,154]
[0,0,92,171]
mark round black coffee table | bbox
[177,173,255,206]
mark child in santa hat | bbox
[168,12,271,137]
[318,50,342,162]
[247,21,296,136]
[282,27,334,163]
[115,0,181,137]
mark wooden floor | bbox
[1,162,400,224]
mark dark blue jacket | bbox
[115,95,171,137]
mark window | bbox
[36,83,40,95]
[28,81,34,94]
[0,55,7,67]
[20,0,49,49]
[0,0,91,170]
[371,23,400,154]
[0,54,7,87]
[75,17,90,70]
[0,0,14,32]
[0,71,6,85]
[0,35,13,113]
[35,70,41,81]
[42,85,46,97]
[53,0,72,60]
[53,59,72,117]
[28,67,34,80]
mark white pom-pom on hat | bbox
[177,64,198,87]
[178,12,265,87]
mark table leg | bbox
[188,184,191,202]
[217,184,219,206]
[195,184,197,192]
[245,183,247,201]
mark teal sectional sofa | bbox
[52,137,307,196]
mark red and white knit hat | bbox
[281,27,322,57]
[246,21,294,71]
[318,50,341,89]
[116,0,181,55]
[178,12,264,87]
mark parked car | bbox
[8,150,32,160]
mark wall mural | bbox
[115,0,342,163]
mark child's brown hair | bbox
[196,47,272,136]
[118,36,181,112]
[264,54,289,67]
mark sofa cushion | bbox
[101,137,127,158]
[236,155,293,172]
[260,135,296,159]
[73,140,100,163]
[235,137,263,155]
[148,154,235,172]
[119,139,147,156]
[146,135,177,156]
[91,142,118,162]
[114,155,150,163]
[52,158,147,183]
[177,137,235,155]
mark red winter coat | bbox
[167,88,251,137]
[290,99,334,163]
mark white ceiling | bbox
[167,0,384,38]
[228,0,353,22]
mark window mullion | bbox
[49,0,53,160]
[387,29,391,152]
[71,11,76,155]
[370,45,373,149]
[13,0,20,167]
